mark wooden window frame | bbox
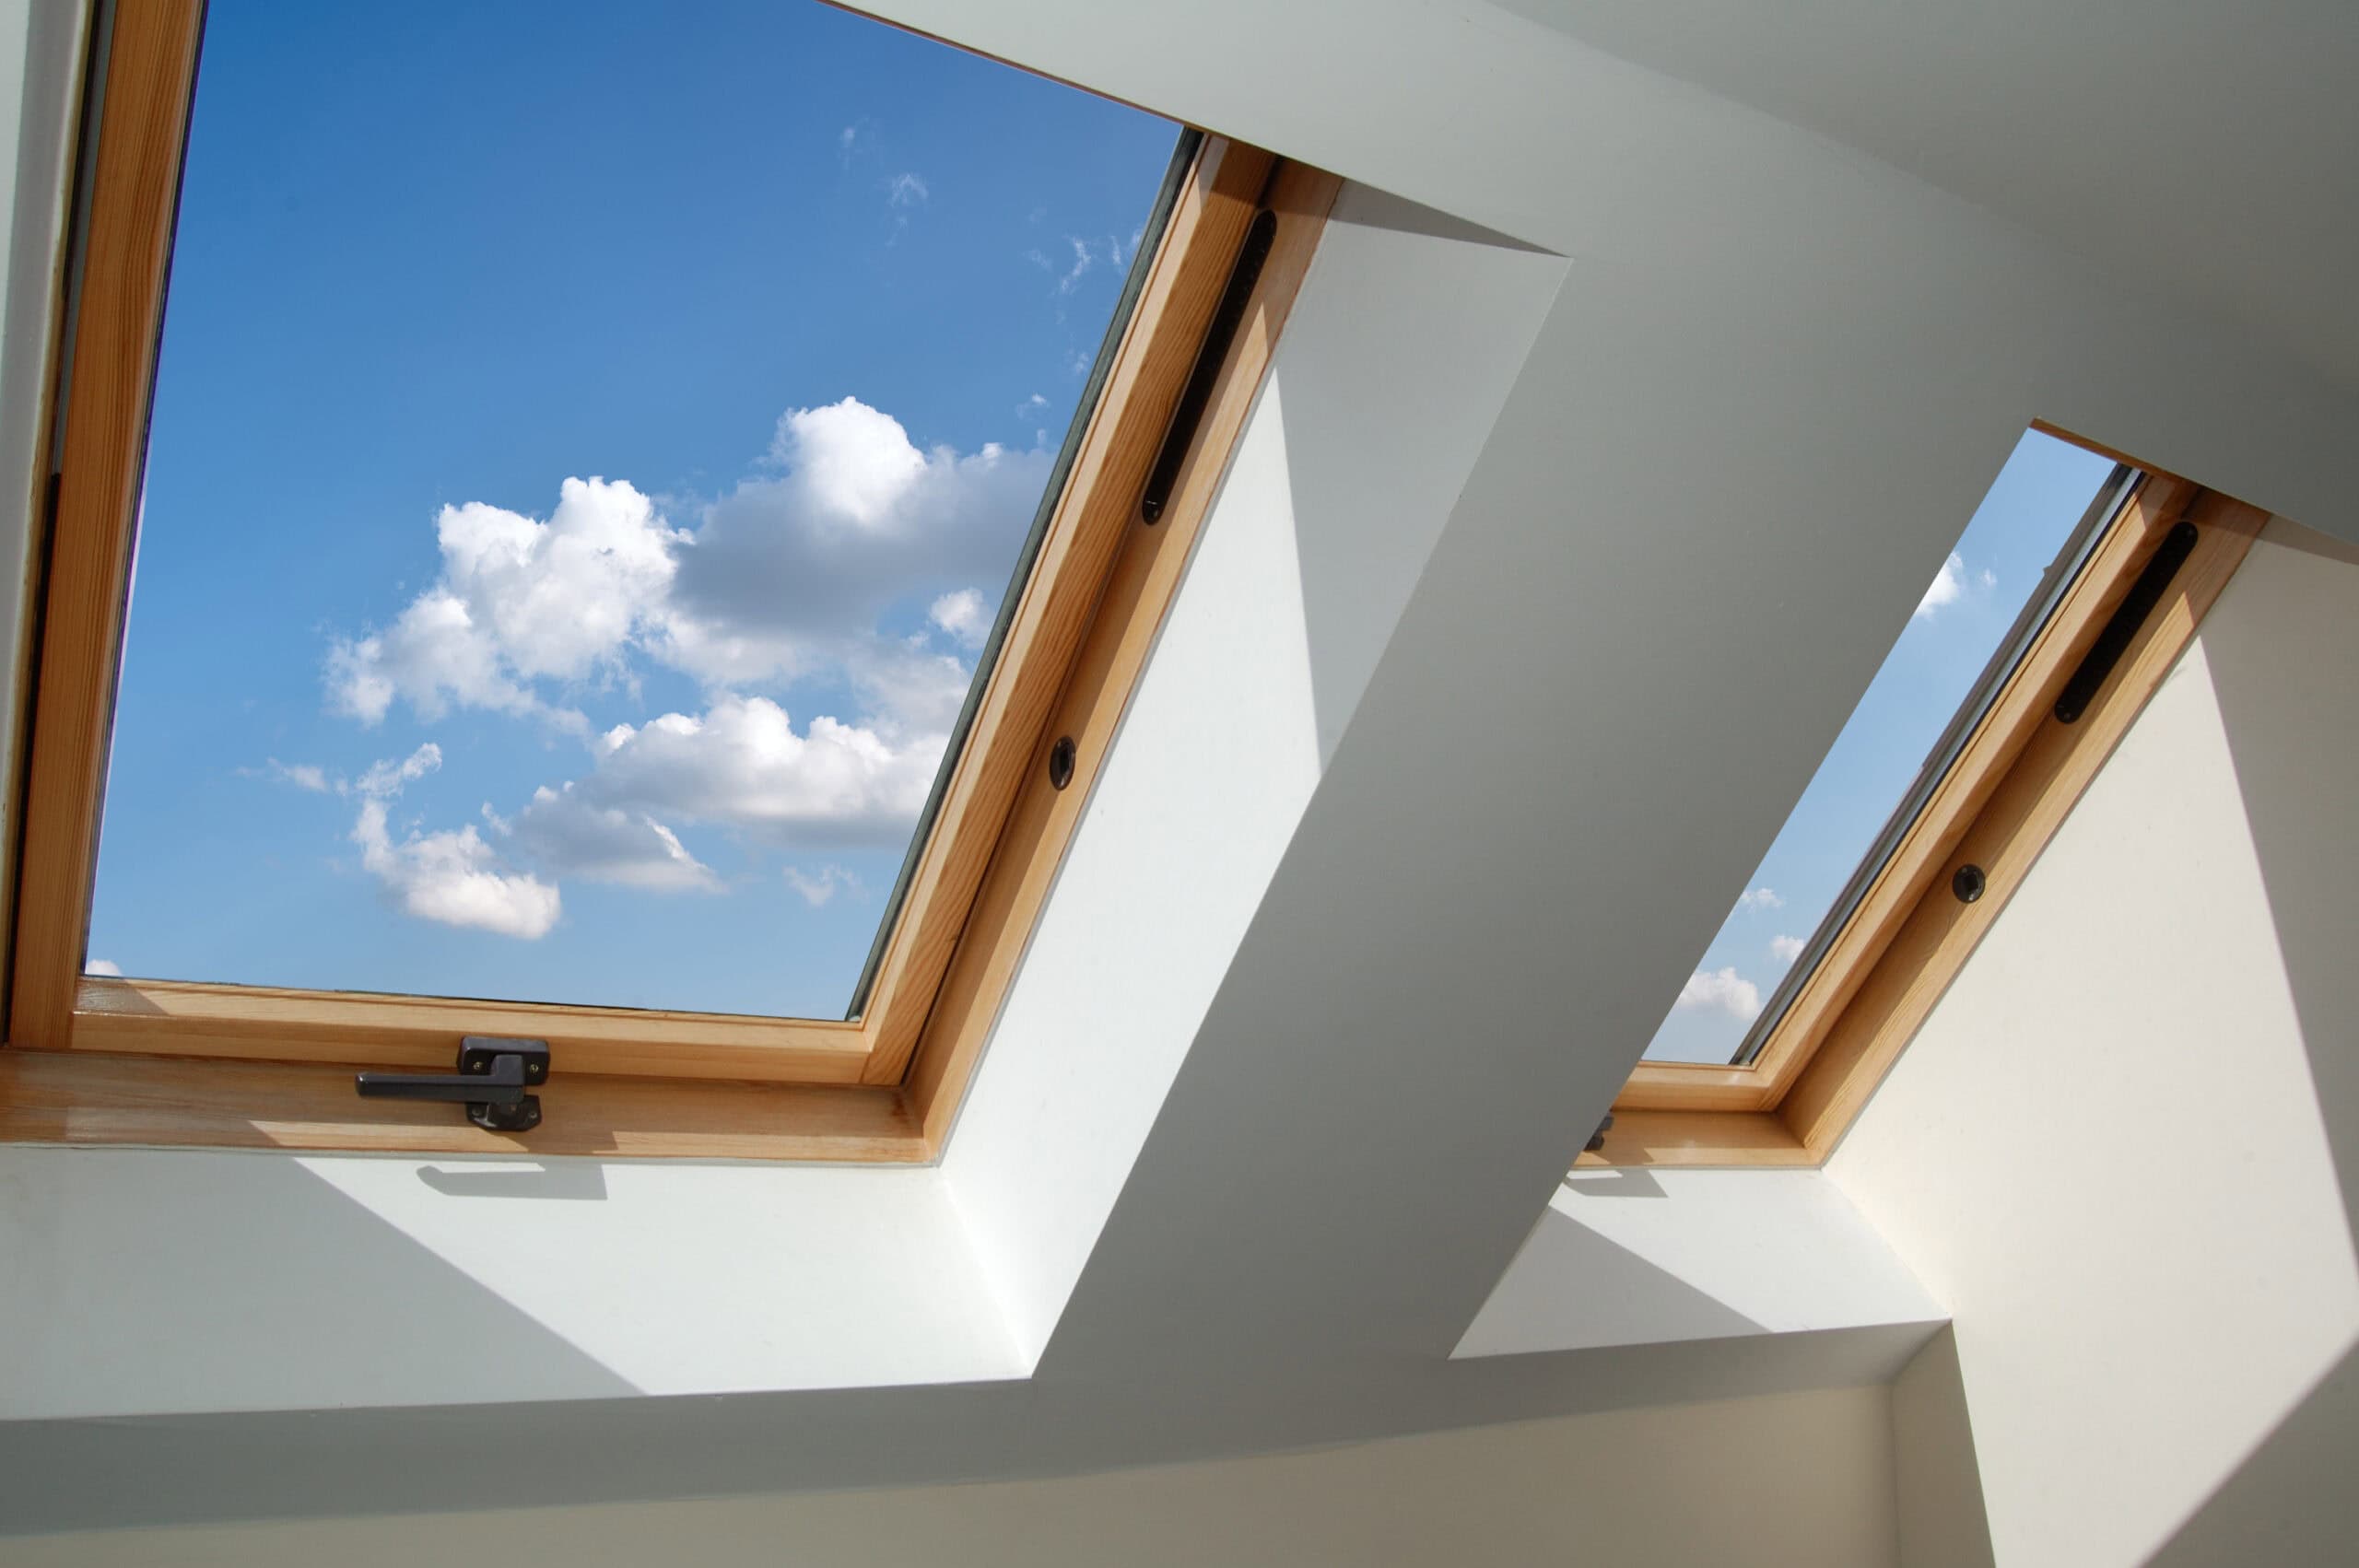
[1585,433,2267,1168]
[0,0,1339,1159]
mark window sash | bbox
[1595,463,2267,1164]
[0,0,1340,1160]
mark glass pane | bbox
[87,1,1181,1015]
[1639,429,2120,1064]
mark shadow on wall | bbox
[1889,1326,1997,1568]
[2153,519,2359,1561]
[1270,185,1567,769]
[1454,1185,1766,1356]
[0,1147,637,1422]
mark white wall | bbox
[1834,519,2359,1566]
[6,1387,1900,1567]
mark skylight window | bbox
[1642,430,2122,1064]
[86,1,1180,1016]
[7,0,1336,1158]
[1589,424,2271,1167]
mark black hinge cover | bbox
[1584,1112,1615,1154]
[2054,519,2200,724]
[1140,208,1278,524]
[355,1037,549,1131]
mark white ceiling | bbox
[1492,0,2359,385]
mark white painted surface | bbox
[945,186,1567,1359]
[1489,0,2359,386]
[1833,520,2359,1566]
[1457,1170,1941,1357]
[0,1151,1027,1417]
[7,1387,1900,1568]
[1890,1329,1996,1568]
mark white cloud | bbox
[354,799,559,939]
[886,171,928,208]
[769,398,928,526]
[1056,236,1094,295]
[1735,885,1784,912]
[666,400,1046,682]
[581,694,944,848]
[839,124,859,156]
[356,742,441,800]
[1978,568,1997,590]
[435,480,682,681]
[855,638,975,733]
[328,477,675,728]
[84,958,123,977]
[323,415,1033,717]
[783,864,861,907]
[1676,966,1761,1020]
[321,395,1031,883]
[1016,392,1049,419]
[929,588,992,648]
[1770,933,1806,965]
[1916,552,1966,617]
[262,759,332,792]
[509,784,718,892]
[340,741,557,938]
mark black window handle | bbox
[356,1037,548,1132]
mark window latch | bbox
[355,1037,549,1131]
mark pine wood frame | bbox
[1584,447,2268,1167]
[0,0,1340,1159]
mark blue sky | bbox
[87,0,1179,1015]
[1643,429,2118,1063]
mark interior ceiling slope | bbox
[1490,0,2359,386]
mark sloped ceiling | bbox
[1493,0,2359,386]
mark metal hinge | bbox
[355,1037,549,1131]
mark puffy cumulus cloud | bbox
[341,741,558,938]
[581,694,944,848]
[769,398,930,526]
[85,958,123,977]
[783,864,861,907]
[1734,885,1783,912]
[1770,933,1806,965]
[1676,966,1761,1020]
[436,480,681,681]
[316,394,1021,904]
[328,479,677,727]
[329,590,541,725]
[929,588,991,648]
[509,784,719,892]
[1916,552,1967,617]
[353,799,560,939]
[852,639,975,736]
[664,401,1045,683]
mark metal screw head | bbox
[1952,862,1988,904]
[1048,735,1077,790]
